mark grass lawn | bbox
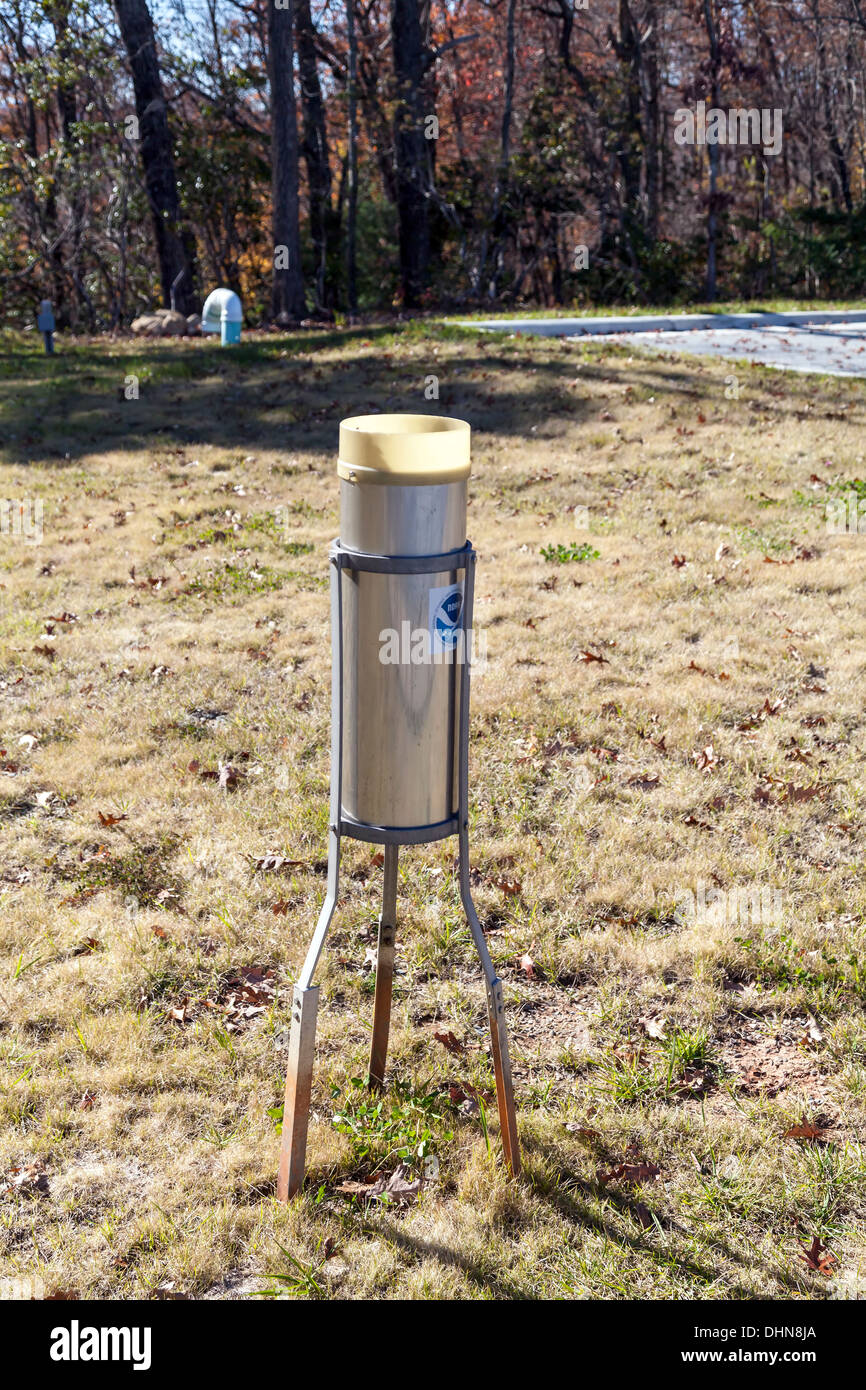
[1,322,865,1300]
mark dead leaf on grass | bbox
[218,762,243,792]
[598,1160,661,1187]
[784,1121,828,1143]
[494,877,523,896]
[798,1236,837,1275]
[336,1164,422,1206]
[639,1015,668,1040]
[249,855,306,873]
[3,1164,49,1197]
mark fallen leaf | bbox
[785,783,828,803]
[565,1124,600,1141]
[71,937,101,956]
[693,744,718,771]
[250,855,306,873]
[639,1015,668,1040]
[798,1236,837,1275]
[598,1160,661,1187]
[628,772,659,790]
[218,762,243,792]
[3,1164,49,1197]
[784,1121,827,1142]
[495,877,522,896]
[336,1164,422,1205]
[433,1029,466,1055]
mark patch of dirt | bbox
[718,1018,828,1100]
[511,986,594,1059]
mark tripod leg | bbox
[455,547,520,1176]
[484,975,521,1177]
[277,551,346,1201]
[458,863,521,1177]
[368,843,398,1089]
[277,984,320,1201]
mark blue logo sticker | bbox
[430,585,463,651]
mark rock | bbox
[186,313,202,335]
[131,314,164,337]
[130,309,189,337]
[158,310,189,336]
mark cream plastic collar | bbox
[338,414,471,485]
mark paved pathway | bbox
[466,311,866,378]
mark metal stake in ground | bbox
[277,414,520,1202]
[37,300,55,354]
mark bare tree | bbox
[345,0,359,314]
[113,0,197,315]
[268,0,306,323]
[296,0,335,312]
[702,0,722,301]
[390,0,430,307]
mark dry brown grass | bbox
[0,322,865,1300]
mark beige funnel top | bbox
[338,414,471,485]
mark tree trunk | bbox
[345,0,359,314]
[702,0,721,302]
[814,0,853,213]
[390,0,430,307]
[611,0,643,285]
[642,0,661,241]
[483,0,516,299]
[268,0,306,323]
[296,0,335,313]
[113,0,197,315]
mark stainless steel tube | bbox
[337,415,470,832]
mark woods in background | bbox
[2,0,866,329]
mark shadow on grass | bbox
[0,323,716,468]
[345,1129,808,1300]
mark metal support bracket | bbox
[368,843,398,1089]
[277,538,520,1200]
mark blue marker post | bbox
[37,300,55,354]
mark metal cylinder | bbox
[337,415,471,834]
